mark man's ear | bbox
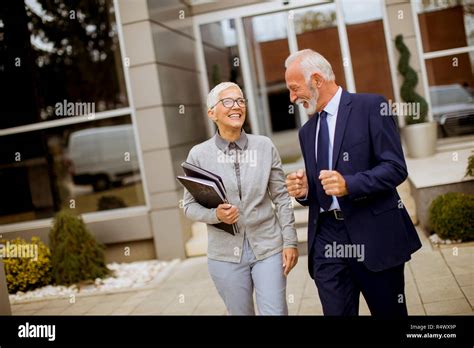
[207,108,217,122]
[311,73,323,89]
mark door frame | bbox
[193,0,357,136]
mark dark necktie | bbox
[316,111,332,211]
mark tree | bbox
[49,210,109,285]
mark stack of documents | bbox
[177,162,238,235]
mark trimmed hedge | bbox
[428,192,474,241]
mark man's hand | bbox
[285,169,308,199]
[216,204,239,224]
[319,170,348,197]
[282,247,299,276]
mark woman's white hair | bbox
[285,49,335,83]
[207,82,243,109]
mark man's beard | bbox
[295,85,319,116]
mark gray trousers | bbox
[208,238,288,315]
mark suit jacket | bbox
[298,90,421,276]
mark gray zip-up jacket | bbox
[183,130,298,263]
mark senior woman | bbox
[182,82,298,315]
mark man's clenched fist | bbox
[285,169,308,199]
[319,170,348,197]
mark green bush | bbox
[49,210,110,286]
[465,151,474,177]
[97,195,127,211]
[1,237,52,294]
[428,192,474,241]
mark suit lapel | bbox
[332,90,352,169]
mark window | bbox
[415,0,474,137]
[342,0,394,100]
[0,116,145,225]
[0,0,146,225]
[1,0,128,129]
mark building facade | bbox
[0,0,472,261]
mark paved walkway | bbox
[10,228,473,316]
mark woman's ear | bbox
[207,108,217,122]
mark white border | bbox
[411,0,433,121]
[235,17,261,135]
[193,0,324,25]
[424,46,474,60]
[113,0,151,210]
[334,0,356,93]
[0,107,132,136]
[381,0,404,126]
[192,19,215,138]
[0,206,149,234]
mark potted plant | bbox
[395,34,437,158]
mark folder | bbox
[181,161,226,198]
[177,162,239,235]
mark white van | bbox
[66,124,139,191]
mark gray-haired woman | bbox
[182,82,298,315]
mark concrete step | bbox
[191,222,207,239]
[294,207,309,226]
[185,232,207,257]
[185,224,310,258]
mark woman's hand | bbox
[282,247,299,276]
[216,204,239,224]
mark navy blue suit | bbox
[298,90,421,316]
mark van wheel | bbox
[93,175,111,192]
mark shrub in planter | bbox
[97,195,127,211]
[428,192,474,241]
[49,210,109,286]
[395,34,428,125]
[1,237,52,294]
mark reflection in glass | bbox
[416,0,474,52]
[1,0,128,129]
[426,52,474,137]
[0,116,145,225]
[200,19,249,131]
[341,0,394,99]
[243,12,295,135]
[293,3,347,90]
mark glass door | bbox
[239,3,350,163]
[194,1,364,164]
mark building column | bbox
[385,0,427,104]
[0,262,11,315]
[116,0,208,259]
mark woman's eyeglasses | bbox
[212,98,247,109]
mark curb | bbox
[9,259,182,306]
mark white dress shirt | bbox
[314,86,343,211]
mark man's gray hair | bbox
[285,49,335,83]
[207,82,243,109]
